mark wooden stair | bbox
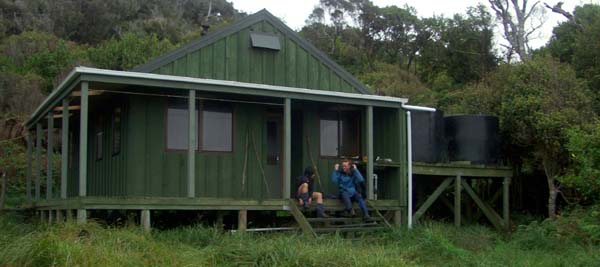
[288,199,391,237]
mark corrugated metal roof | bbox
[26,67,408,128]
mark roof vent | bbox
[250,32,281,51]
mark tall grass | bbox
[0,211,598,267]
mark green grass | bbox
[0,212,598,267]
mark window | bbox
[166,98,198,150]
[112,107,122,155]
[95,131,103,160]
[266,119,281,165]
[201,102,233,152]
[319,110,360,157]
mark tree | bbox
[86,32,174,70]
[418,5,498,89]
[488,0,546,61]
[455,57,595,218]
[562,123,600,204]
[546,4,600,112]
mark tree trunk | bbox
[0,172,6,214]
[542,156,559,219]
[547,176,558,219]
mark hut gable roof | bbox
[131,9,370,94]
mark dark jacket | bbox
[296,175,315,197]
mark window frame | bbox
[164,97,199,152]
[95,130,103,161]
[318,109,361,158]
[111,107,122,156]
[199,101,235,153]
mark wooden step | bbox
[314,226,387,233]
[320,222,380,228]
[306,217,382,223]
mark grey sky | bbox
[229,0,600,50]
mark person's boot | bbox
[299,192,310,209]
[341,209,352,217]
[363,212,371,221]
[316,203,329,218]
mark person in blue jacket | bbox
[331,160,370,219]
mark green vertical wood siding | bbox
[152,20,361,94]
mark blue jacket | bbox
[331,168,365,195]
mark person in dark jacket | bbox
[331,160,370,219]
[296,166,328,218]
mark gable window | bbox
[201,101,233,152]
[112,107,122,155]
[319,110,360,157]
[166,98,198,150]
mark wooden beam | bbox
[238,209,247,232]
[283,98,291,199]
[61,99,69,199]
[187,90,196,198]
[461,180,504,230]
[35,123,42,201]
[26,132,32,203]
[503,177,511,228]
[46,112,53,200]
[412,162,512,177]
[412,177,453,223]
[79,82,88,197]
[288,200,316,237]
[54,105,80,111]
[366,105,374,200]
[71,90,103,97]
[454,175,461,227]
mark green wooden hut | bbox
[24,10,413,231]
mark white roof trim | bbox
[77,67,408,104]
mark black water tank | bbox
[444,115,500,164]
[411,110,447,163]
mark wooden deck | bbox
[28,197,403,211]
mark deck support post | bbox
[47,112,54,200]
[216,211,225,230]
[393,210,402,226]
[66,209,74,222]
[26,132,32,203]
[283,98,291,199]
[366,105,374,200]
[141,209,151,231]
[454,175,461,227]
[187,90,196,198]
[56,209,62,223]
[61,99,69,199]
[48,209,53,224]
[77,209,87,224]
[238,209,247,232]
[503,177,510,228]
[35,123,42,201]
[39,210,44,222]
[79,82,88,198]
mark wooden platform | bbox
[27,197,403,212]
[407,162,512,231]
